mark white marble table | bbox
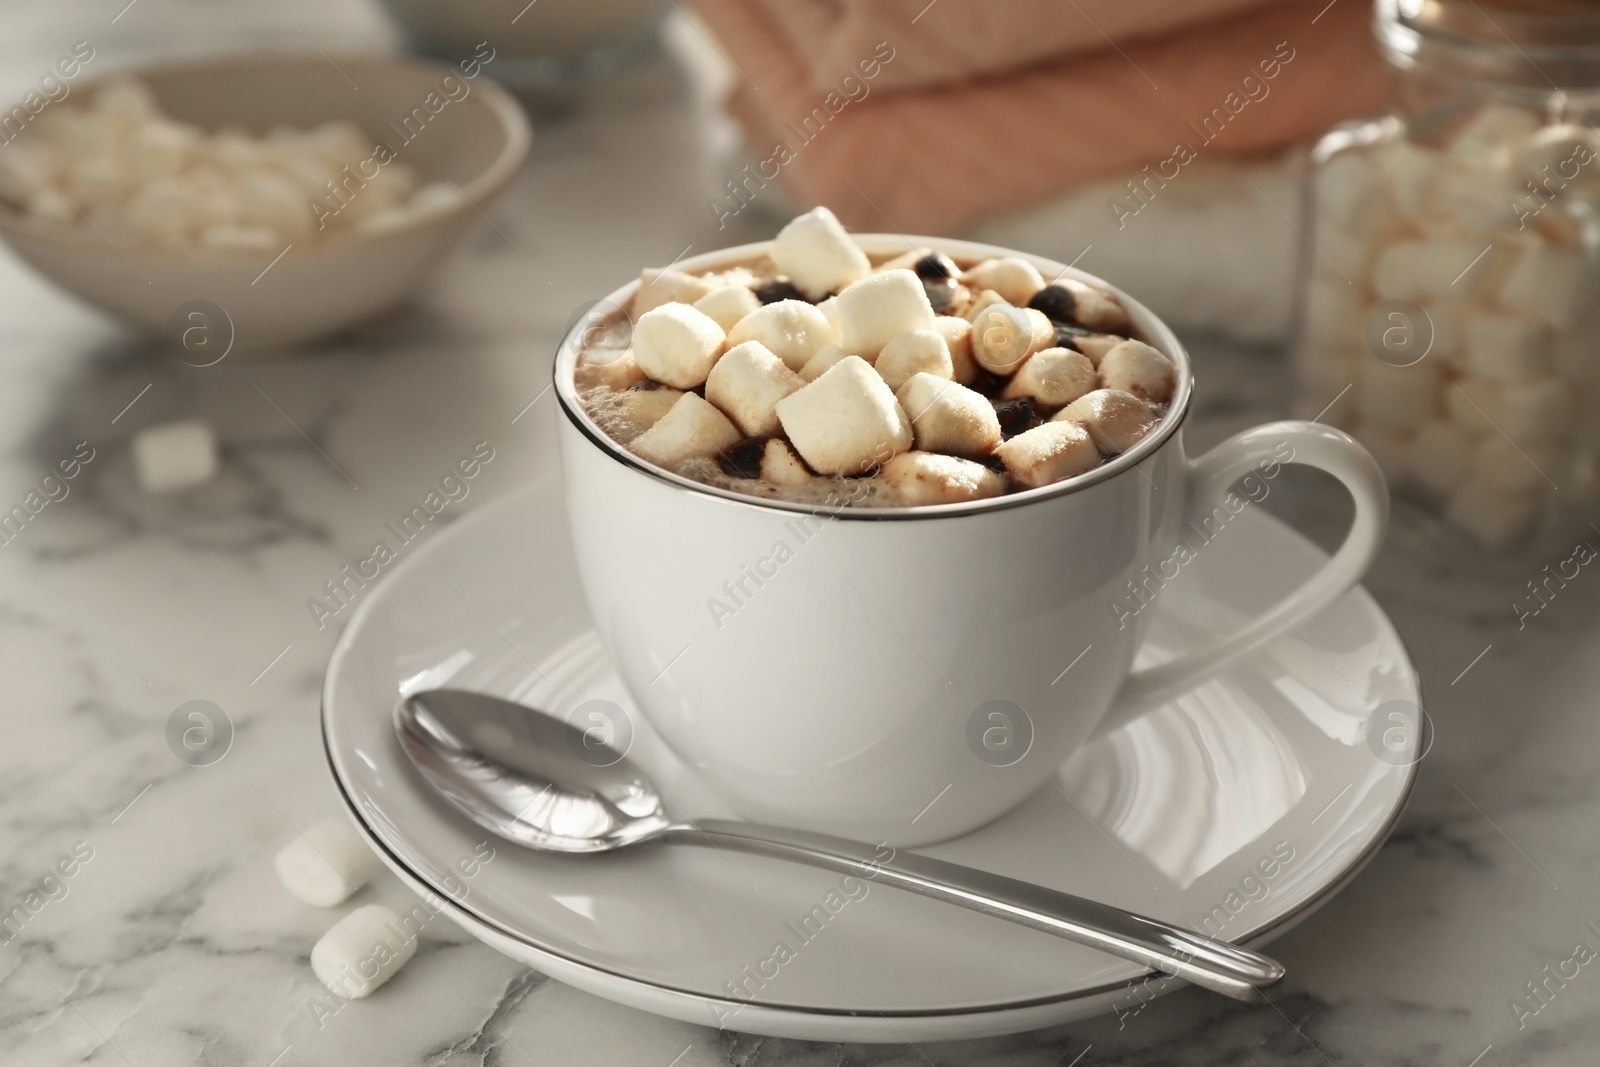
[3,2,1599,1064]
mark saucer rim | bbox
[321,484,1421,1020]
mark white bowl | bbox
[0,53,531,351]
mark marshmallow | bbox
[1446,378,1502,436]
[1465,312,1551,381]
[274,817,381,908]
[1412,420,1472,497]
[1374,138,1439,219]
[933,315,980,384]
[971,304,1053,374]
[635,268,716,315]
[996,421,1102,489]
[1098,340,1177,405]
[775,356,912,475]
[1026,280,1132,334]
[705,340,804,436]
[1001,347,1096,407]
[1070,332,1127,367]
[875,330,953,391]
[632,303,727,389]
[896,373,1003,458]
[198,225,278,250]
[1555,305,1600,383]
[761,439,813,484]
[1477,435,1559,494]
[961,257,1045,307]
[614,382,684,430]
[1436,160,1522,234]
[587,350,647,390]
[1499,377,1573,444]
[132,420,219,494]
[1449,103,1541,161]
[629,392,742,466]
[311,904,419,999]
[965,289,1010,324]
[1053,389,1158,454]
[1372,237,1505,301]
[1422,299,1471,367]
[1315,148,1390,238]
[1446,483,1542,552]
[837,269,937,359]
[1499,242,1593,330]
[771,206,871,300]
[693,285,763,332]
[879,452,1007,506]
[727,299,834,371]
[799,344,851,382]
[1358,359,1442,430]
[1301,272,1364,354]
[816,295,843,343]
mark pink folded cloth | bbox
[746,0,1294,92]
[694,0,1393,234]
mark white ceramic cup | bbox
[554,236,1388,847]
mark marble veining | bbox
[1,1,1599,1064]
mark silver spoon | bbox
[395,689,1285,1002]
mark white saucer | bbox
[321,471,1420,1043]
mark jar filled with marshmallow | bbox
[1294,0,1600,553]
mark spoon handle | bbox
[668,819,1283,1002]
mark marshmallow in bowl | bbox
[875,329,953,391]
[771,206,871,300]
[693,284,763,331]
[630,392,742,465]
[961,257,1045,307]
[837,269,937,359]
[931,315,980,384]
[632,303,727,389]
[274,817,381,908]
[775,356,912,475]
[1026,280,1132,335]
[726,300,833,371]
[1053,390,1159,454]
[1097,340,1177,405]
[705,341,804,436]
[880,452,1007,505]
[1001,347,1096,407]
[996,421,1101,488]
[970,304,1053,374]
[761,439,813,484]
[897,373,1003,458]
[799,343,851,382]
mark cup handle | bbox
[1091,421,1389,740]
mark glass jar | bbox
[1293,0,1600,553]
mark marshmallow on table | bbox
[996,421,1101,489]
[274,816,381,908]
[1053,389,1157,454]
[1447,482,1542,552]
[705,340,804,436]
[312,904,419,1000]
[693,285,763,332]
[1098,340,1177,405]
[629,392,742,466]
[799,344,850,382]
[1411,420,1472,497]
[775,356,911,475]
[614,382,684,431]
[961,257,1045,307]
[1026,280,1132,335]
[932,316,980,384]
[875,330,953,391]
[837,270,937,359]
[632,303,727,389]
[726,299,833,371]
[634,268,716,315]
[1357,359,1442,430]
[771,206,871,300]
[1001,347,1095,407]
[1465,312,1551,381]
[897,373,1002,458]
[761,439,813,484]
[133,419,219,494]
[971,304,1053,374]
[879,452,1007,505]
[1500,242,1593,330]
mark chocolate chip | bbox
[1028,284,1078,324]
[718,438,767,479]
[912,252,959,282]
[924,280,958,314]
[993,398,1043,440]
[754,279,809,305]
[1051,321,1094,350]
